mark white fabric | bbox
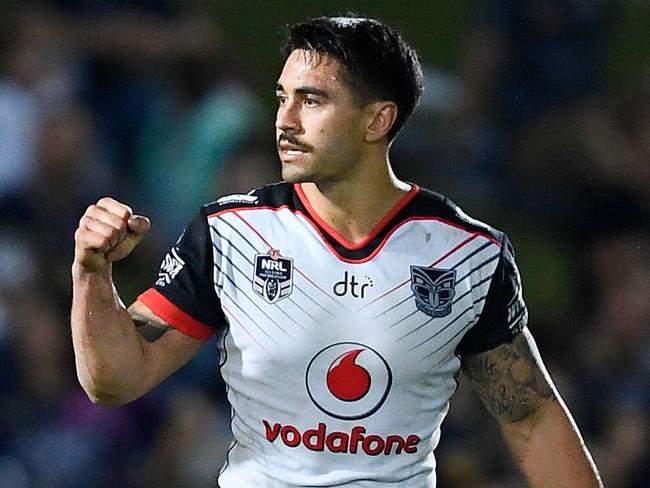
[209,207,501,487]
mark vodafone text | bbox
[263,420,421,456]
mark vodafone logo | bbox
[305,342,392,420]
[263,344,419,456]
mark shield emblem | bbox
[253,252,294,303]
[410,266,456,318]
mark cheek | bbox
[307,109,363,153]
[314,128,351,154]
[318,117,359,143]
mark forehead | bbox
[277,49,346,91]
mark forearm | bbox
[462,330,603,488]
[501,393,603,487]
[71,263,148,405]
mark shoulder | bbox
[409,186,506,245]
[200,181,295,217]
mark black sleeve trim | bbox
[457,235,528,354]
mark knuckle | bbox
[98,196,132,220]
[118,202,133,218]
[97,196,115,206]
[75,226,90,240]
[85,205,104,220]
[79,214,91,226]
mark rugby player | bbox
[72,15,603,487]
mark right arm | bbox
[71,197,204,405]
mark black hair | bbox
[282,15,424,141]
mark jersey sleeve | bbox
[138,209,226,340]
[457,235,528,354]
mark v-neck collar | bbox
[294,182,420,254]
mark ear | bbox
[364,102,398,142]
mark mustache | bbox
[277,133,312,151]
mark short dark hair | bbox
[282,15,424,141]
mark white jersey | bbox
[139,182,528,487]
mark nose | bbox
[276,99,301,133]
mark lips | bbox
[278,140,308,152]
[278,139,309,161]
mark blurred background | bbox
[0,0,648,486]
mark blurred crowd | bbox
[0,1,648,487]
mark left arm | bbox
[461,327,603,487]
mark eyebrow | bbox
[275,83,329,98]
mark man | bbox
[72,15,603,487]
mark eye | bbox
[276,94,287,105]
[304,97,320,107]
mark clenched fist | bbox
[74,197,151,273]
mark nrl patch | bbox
[253,250,294,303]
[410,266,457,318]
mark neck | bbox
[298,153,412,244]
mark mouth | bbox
[278,138,310,162]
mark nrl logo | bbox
[410,266,457,318]
[253,250,294,304]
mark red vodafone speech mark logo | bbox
[327,349,371,401]
[306,342,392,420]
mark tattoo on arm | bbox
[461,330,555,424]
[131,312,172,343]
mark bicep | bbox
[128,300,206,389]
[461,327,556,425]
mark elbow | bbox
[76,369,137,407]
[83,386,130,407]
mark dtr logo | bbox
[305,342,392,420]
[332,271,374,298]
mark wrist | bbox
[72,261,112,281]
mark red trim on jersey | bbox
[294,183,419,250]
[303,215,476,264]
[360,232,484,309]
[232,211,275,249]
[206,202,500,264]
[231,211,343,301]
[289,213,501,264]
[207,206,295,220]
[138,288,213,340]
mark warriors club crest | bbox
[253,250,294,303]
[410,266,456,318]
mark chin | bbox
[281,166,312,184]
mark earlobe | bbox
[365,102,398,142]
